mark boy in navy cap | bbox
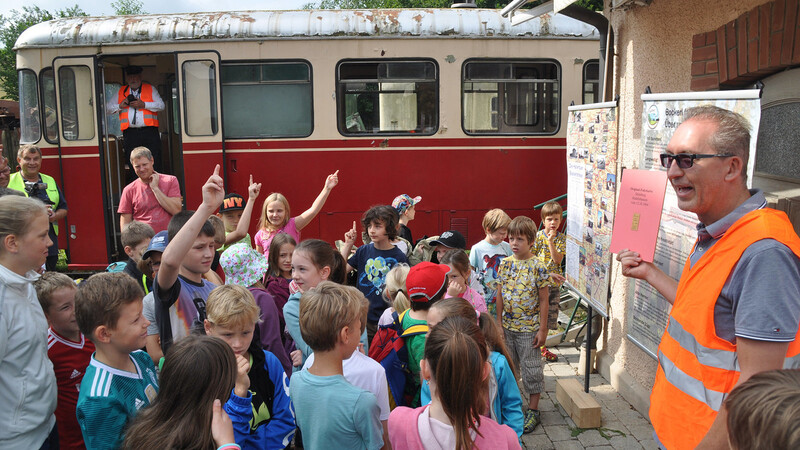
[141,230,168,364]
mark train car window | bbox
[337,60,438,136]
[58,66,95,141]
[40,68,59,143]
[583,60,600,104]
[18,69,41,144]
[221,61,312,138]
[182,60,218,136]
[462,60,560,135]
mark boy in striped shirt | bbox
[75,273,159,450]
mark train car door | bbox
[52,56,109,269]
[175,51,225,208]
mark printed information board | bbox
[565,101,619,318]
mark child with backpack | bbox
[388,316,520,450]
[421,298,524,439]
[370,262,449,408]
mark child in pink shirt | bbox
[254,171,339,258]
[440,249,487,312]
[388,316,519,450]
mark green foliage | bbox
[0,5,86,100]
[111,0,147,16]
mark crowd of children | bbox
[6,165,797,450]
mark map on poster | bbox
[626,90,762,358]
[565,101,618,318]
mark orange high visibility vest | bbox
[117,83,159,130]
[649,208,800,449]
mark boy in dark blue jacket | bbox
[204,284,295,449]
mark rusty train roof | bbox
[15,9,598,50]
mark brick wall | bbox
[690,0,800,90]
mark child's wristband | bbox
[217,444,240,450]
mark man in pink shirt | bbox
[118,146,182,232]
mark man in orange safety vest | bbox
[106,65,164,174]
[617,106,800,449]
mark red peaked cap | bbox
[406,262,451,303]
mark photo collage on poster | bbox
[565,103,619,316]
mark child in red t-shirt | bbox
[35,272,95,450]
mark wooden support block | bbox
[556,378,602,428]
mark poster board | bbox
[565,101,619,318]
[626,90,762,358]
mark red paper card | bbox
[609,169,668,262]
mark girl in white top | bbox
[0,195,58,448]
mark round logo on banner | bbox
[647,104,659,129]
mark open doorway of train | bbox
[99,54,184,260]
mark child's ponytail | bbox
[384,264,411,312]
[425,316,489,450]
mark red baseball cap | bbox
[406,262,451,303]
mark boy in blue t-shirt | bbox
[340,205,407,341]
[75,272,159,450]
[291,282,383,450]
[469,208,513,317]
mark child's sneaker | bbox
[542,347,558,362]
[523,408,541,434]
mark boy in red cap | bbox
[401,261,451,406]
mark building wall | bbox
[598,0,775,416]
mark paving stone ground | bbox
[518,345,655,449]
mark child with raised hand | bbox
[341,205,408,341]
[421,298,523,439]
[255,170,339,258]
[292,282,384,450]
[283,239,349,370]
[220,243,294,375]
[470,208,512,317]
[35,272,95,450]
[440,249,487,312]
[154,165,224,354]
[0,196,57,448]
[203,284,295,449]
[377,263,411,326]
[218,175,262,252]
[122,334,241,450]
[389,316,520,450]
[75,272,158,450]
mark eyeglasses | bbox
[659,153,735,169]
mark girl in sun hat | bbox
[220,242,292,374]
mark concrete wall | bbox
[597,0,773,417]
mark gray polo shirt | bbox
[690,190,800,343]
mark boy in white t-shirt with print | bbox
[469,208,512,317]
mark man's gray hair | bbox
[130,146,153,162]
[18,144,42,159]
[683,105,751,172]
